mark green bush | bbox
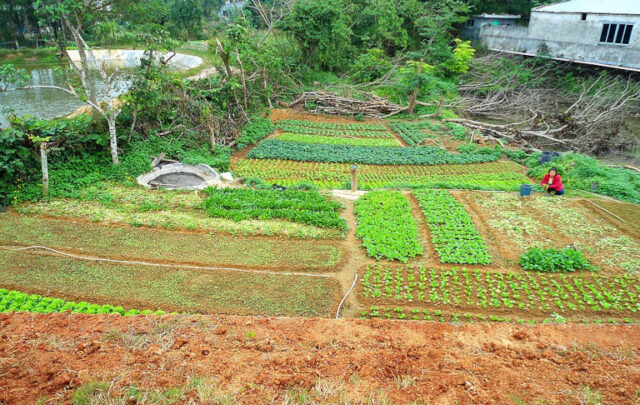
[13,136,231,203]
[236,118,275,149]
[519,248,592,273]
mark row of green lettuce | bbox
[203,187,346,229]
[0,288,170,315]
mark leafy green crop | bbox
[0,288,166,315]
[519,248,592,273]
[362,264,640,317]
[388,122,435,146]
[233,159,531,191]
[236,118,275,149]
[354,191,423,262]
[277,119,388,131]
[276,133,399,147]
[247,140,500,165]
[414,190,491,265]
[275,123,393,139]
[203,187,346,229]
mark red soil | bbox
[1,313,639,404]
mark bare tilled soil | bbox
[1,313,639,405]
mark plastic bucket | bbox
[520,184,533,197]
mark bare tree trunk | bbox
[216,38,233,78]
[40,143,49,197]
[236,47,248,110]
[107,117,119,165]
[407,58,423,116]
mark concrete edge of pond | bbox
[137,163,222,190]
[66,49,203,70]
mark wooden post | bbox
[435,97,445,118]
[407,58,424,116]
[40,143,49,197]
[351,164,358,192]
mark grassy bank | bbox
[0,48,59,66]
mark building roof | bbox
[533,0,640,15]
[473,13,521,19]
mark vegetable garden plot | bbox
[469,193,640,274]
[277,119,388,131]
[0,288,165,316]
[275,124,395,139]
[232,159,530,190]
[414,190,492,265]
[203,188,346,229]
[0,214,343,272]
[276,133,400,147]
[354,191,422,262]
[16,183,342,239]
[388,122,436,146]
[247,140,501,165]
[360,264,640,320]
[0,250,341,317]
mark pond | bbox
[0,50,202,128]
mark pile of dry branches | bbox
[283,91,405,119]
[452,53,640,154]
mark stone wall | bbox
[480,12,640,70]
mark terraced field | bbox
[2,110,639,327]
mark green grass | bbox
[0,214,343,271]
[0,249,340,317]
[0,48,60,66]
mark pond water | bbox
[0,64,130,128]
[0,50,202,128]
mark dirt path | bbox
[2,312,639,405]
[333,199,372,318]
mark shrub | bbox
[519,248,592,272]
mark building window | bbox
[581,13,587,21]
[600,23,634,44]
[466,19,475,27]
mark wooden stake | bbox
[40,143,49,197]
[351,165,358,192]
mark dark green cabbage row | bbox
[247,139,500,165]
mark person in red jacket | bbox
[541,167,564,195]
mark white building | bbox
[461,14,521,40]
[479,0,640,71]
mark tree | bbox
[32,0,126,164]
[280,0,353,71]
[169,0,203,40]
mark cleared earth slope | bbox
[1,313,638,404]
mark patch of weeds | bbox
[71,381,112,405]
[394,374,417,389]
[313,378,344,400]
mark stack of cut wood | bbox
[285,91,405,119]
